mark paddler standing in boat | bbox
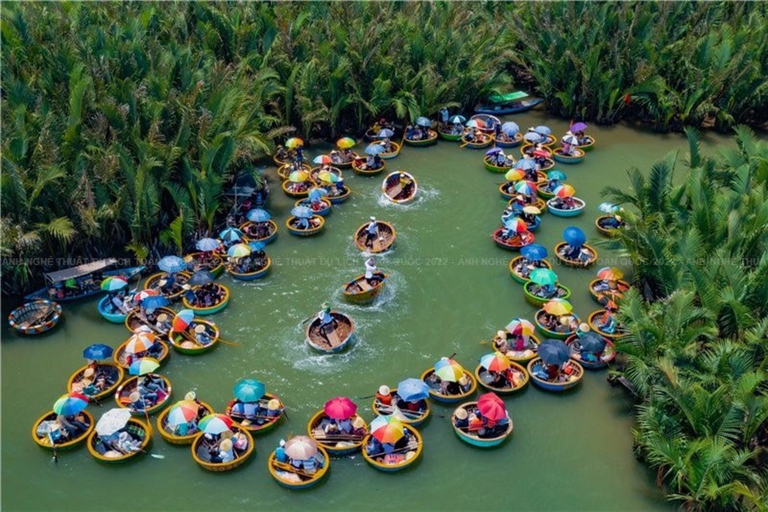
[439,107,449,129]
[364,217,379,249]
[365,257,380,286]
[317,302,338,343]
[399,172,414,198]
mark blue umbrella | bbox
[599,202,619,213]
[246,209,271,222]
[449,115,466,124]
[377,129,394,138]
[291,206,313,219]
[534,125,552,136]
[365,144,385,155]
[188,270,215,286]
[578,332,607,354]
[547,170,567,181]
[521,244,548,261]
[524,132,544,142]
[538,339,571,365]
[83,343,113,360]
[416,116,431,127]
[485,148,503,156]
[233,378,266,402]
[219,227,244,243]
[158,255,187,274]
[248,241,266,252]
[397,378,430,402]
[141,295,170,309]
[196,238,220,252]
[515,159,536,171]
[308,188,328,202]
[563,226,587,248]
[501,121,520,136]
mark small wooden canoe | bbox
[124,307,176,334]
[32,410,95,451]
[588,310,627,341]
[461,132,493,149]
[527,357,584,392]
[181,283,231,315]
[376,141,402,160]
[534,310,580,340]
[588,278,631,305]
[438,128,466,141]
[452,402,513,448]
[68,363,125,401]
[98,296,129,324]
[226,256,272,281]
[492,228,535,251]
[354,221,396,253]
[240,219,278,244]
[9,300,62,335]
[343,273,388,304]
[404,129,438,147]
[492,332,542,364]
[493,132,523,148]
[277,162,311,180]
[523,281,572,307]
[87,418,151,463]
[114,375,173,415]
[552,147,585,164]
[420,367,477,404]
[143,271,192,301]
[306,312,355,353]
[361,425,422,472]
[157,400,214,445]
[268,445,330,487]
[281,180,313,199]
[307,411,368,455]
[508,256,552,284]
[25,265,145,301]
[554,242,598,268]
[575,135,596,152]
[372,389,430,426]
[484,155,514,173]
[191,425,255,472]
[309,166,343,184]
[169,320,220,355]
[225,393,285,434]
[565,334,615,369]
[547,197,586,217]
[114,339,170,370]
[286,216,325,236]
[381,172,418,204]
[351,157,386,176]
[474,363,529,395]
[184,252,224,277]
[595,215,623,237]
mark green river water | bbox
[2,112,734,511]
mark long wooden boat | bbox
[534,310,580,340]
[324,185,351,204]
[32,410,95,451]
[9,300,62,335]
[381,172,418,204]
[353,221,396,253]
[371,389,430,426]
[475,96,543,115]
[309,166,343,184]
[305,312,355,353]
[508,256,552,285]
[461,132,493,149]
[351,157,386,176]
[420,368,477,403]
[124,307,176,334]
[575,135,596,152]
[469,114,500,134]
[181,283,230,315]
[474,363,529,395]
[588,310,626,341]
[87,418,151,463]
[226,256,272,281]
[25,263,145,301]
[98,296,129,324]
[484,156,513,173]
[143,271,192,301]
[588,278,631,305]
[404,129,438,147]
[114,339,171,370]
[554,242,598,268]
[492,332,542,364]
[286,216,325,237]
[184,252,224,277]
[67,362,125,401]
[564,334,615,369]
[225,393,285,434]
[191,425,255,472]
[268,445,330,488]
[361,425,422,472]
[114,375,173,415]
[277,162,311,180]
[552,147,585,164]
[281,180,312,199]
[451,402,513,448]
[492,228,534,251]
[307,411,368,455]
[343,273,388,304]
[595,216,622,237]
[156,400,214,445]
[493,132,523,148]
[169,320,220,355]
[240,219,278,245]
[523,282,572,308]
[438,127,467,142]
[547,197,586,217]
[527,357,584,392]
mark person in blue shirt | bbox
[318,303,336,329]
[275,439,288,463]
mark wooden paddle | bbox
[48,432,58,464]
[369,441,423,458]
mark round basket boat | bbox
[343,273,388,304]
[588,278,631,305]
[227,256,271,281]
[523,282,572,308]
[169,320,220,355]
[181,283,230,315]
[493,132,523,148]
[438,128,466,142]
[554,242,598,268]
[305,312,355,353]
[143,271,191,301]
[156,400,214,445]
[354,221,396,253]
[588,310,627,341]
[451,402,513,448]
[295,197,332,217]
[474,363,529,395]
[508,256,552,284]
[286,216,325,237]
[492,228,535,251]
[351,157,386,176]
[184,252,224,277]
[114,375,173,416]
[371,390,430,426]
[381,172,418,204]
[98,296,129,324]
[9,300,62,335]
[595,216,623,237]
[361,425,422,473]
[114,339,170,370]
[281,180,313,199]
[124,307,176,334]
[420,367,477,404]
[552,147,585,164]
[461,132,493,149]
[32,410,95,451]
[268,445,330,488]
[510,197,547,213]
[87,418,151,464]
[534,310,580,340]
[324,185,351,204]
[309,166,343,184]
[329,152,359,169]
[575,136,596,152]
[564,334,615,370]
[404,129,438,147]
[376,141,401,160]
[67,363,125,402]
[546,197,586,217]
[492,332,542,364]
[484,155,514,173]
[273,153,293,167]
[225,394,285,435]
[277,162,311,180]
[469,114,500,134]
[527,357,584,392]
[191,425,254,472]
[241,219,278,245]
[307,411,369,455]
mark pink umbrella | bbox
[324,397,357,420]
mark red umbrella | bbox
[324,396,357,420]
[477,392,507,421]
[533,148,551,158]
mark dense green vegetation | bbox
[606,129,768,510]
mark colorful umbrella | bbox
[246,209,271,222]
[514,180,538,196]
[165,400,199,427]
[562,134,579,145]
[397,378,430,402]
[291,206,313,219]
[141,295,170,309]
[449,115,466,124]
[596,267,624,281]
[505,318,534,337]
[365,144,385,155]
[285,436,319,459]
[219,227,244,242]
[477,392,506,421]
[187,270,215,286]
[53,392,89,416]
[196,238,220,252]
[434,358,464,382]
[503,217,529,233]
[501,121,519,135]
[337,137,356,149]
[521,244,548,261]
[100,276,128,292]
[133,289,158,305]
[547,170,567,181]
[83,343,113,360]
[515,158,536,171]
[563,226,587,248]
[317,170,340,183]
[415,116,431,127]
[370,415,405,443]
[571,122,588,132]
[524,132,543,142]
[248,241,266,252]
[313,155,333,164]
[598,202,619,213]
[505,169,525,181]
[158,255,187,273]
[233,379,265,402]
[95,408,132,436]
[578,332,607,354]
[129,357,160,376]
[285,137,303,149]
[288,170,309,183]
[324,397,357,420]
[377,128,394,138]
[480,352,511,372]
[530,268,559,286]
[227,244,252,259]
[543,298,573,316]
[538,339,571,365]
[173,309,195,331]
[533,148,551,158]
[554,184,576,198]
[523,206,542,215]
[198,414,234,435]
[534,125,552,136]
[125,332,157,354]
[486,147,503,156]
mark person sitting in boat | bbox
[156,313,171,334]
[376,385,393,406]
[574,130,588,145]
[597,310,617,334]
[207,443,223,463]
[493,330,509,353]
[562,243,583,260]
[544,176,562,193]
[351,416,367,437]
[531,282,558,299]
[142,373,166,395]
[468,410,483,432]
[266,398,282,421]
[540,312,558,331]
[508,195,526,214]
[219,438,235,463]
[275,144,289,161]
[488,370,509,388]
[275,439,288,463]
[57,413,88,436]
[405,124,415,139]
[399,173,414,197]
[194,324,212,346]
[561,140,576,156]
[602,214,625,229]
[464,129,476,142]
[365,436,383,457]
[454,407,469,429]
[556,315,578,333]
[364,257,381,285]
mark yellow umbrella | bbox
[285,137,303,149]
[505,169,525,181]
[337,137,356,149]
[522,206,541,215]
[543,299,573,316]
[288,170,309,183]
